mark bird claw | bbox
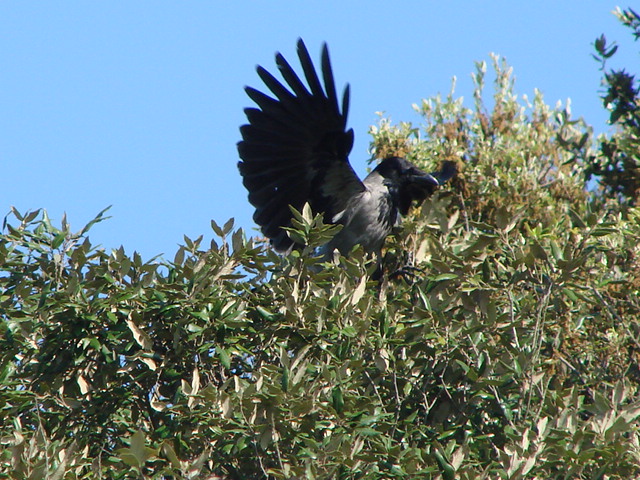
[388,264,424,281]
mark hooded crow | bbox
[238,39,455,264]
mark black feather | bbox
[296,39,325,98]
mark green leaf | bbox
[218,348,231,369]
[51,232,66,249]
[332,386,344,414]
[78,205,112,236]
[130,430,147,466]
[223,218,235,235]
[211,219,224,237]
[281,367,289,392]
[433,273,459,282]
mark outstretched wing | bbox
[238,39,365,252]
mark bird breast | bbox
[325,180,396,256]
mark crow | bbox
[238,39,455,269]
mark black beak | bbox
[409,171,440,188]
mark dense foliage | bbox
[2,10,640,479]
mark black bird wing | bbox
[238,39,365,252]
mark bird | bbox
[237,39,455,271]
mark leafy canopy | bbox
[2,10,640,479]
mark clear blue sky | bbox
[1,3,636,260]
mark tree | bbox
[2,13,640,480]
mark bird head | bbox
[374,156,442,215]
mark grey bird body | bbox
[323,173,394,256]
[237,39,455,271]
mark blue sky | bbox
[1,3,636,260]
